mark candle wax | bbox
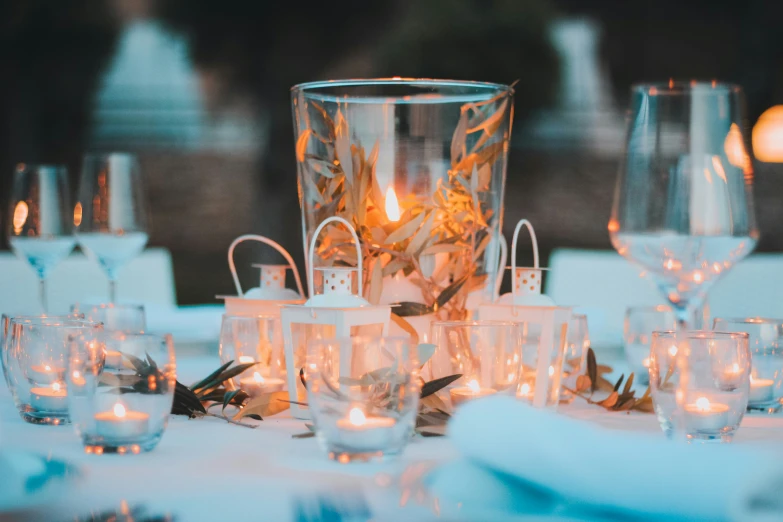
[684,398,730,432]
[94,405,150,439]
[104,350,124,369]
[749,378,775,404]
[239,375,285,396]
[30,386,68,411]
[334,410,395,451]
[29,364,64,383]
[450,386,497,407]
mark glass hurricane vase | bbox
[291,79,514,337]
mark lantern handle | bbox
[308,217,363,298]
[493,234,508,301]
[511,219,539,301]
[227,235,306,298]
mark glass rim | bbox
[291,78,513,104]
[221,313,278,321]
[652,330,749,340]
[9,317,101,328]
[432,320,519,328]
[309,335,412,345]
[76,303,145,311]
[626,305,672,313]
[14,163,68,174]
[631,80,742,96]
[713,317,783,326]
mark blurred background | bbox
[2,0,783,305]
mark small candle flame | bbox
[385,187,401,222]
[519,383,531,395]
[695,397,711,412]
[114,403,126,418]
[238,356,255,364]
[12,201,28,234]
[253,372,264,384]
[668,345,678,357]
[548,366,555,377]
[44,365,52,372]
[466,379,480,393]
[642,358,651,368]
[52,382,61,392]
[348,407,367,426]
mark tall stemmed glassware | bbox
[76,153,149,303]
[6,164,75,312]
[609,82,758,329]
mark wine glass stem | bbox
[39,278,48,313]
[109,278,117,304]
[673,302,705,330]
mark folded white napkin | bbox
[431,396,783,521]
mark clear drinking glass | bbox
[306,336,419,462]
[5,317,101,425]
[560,314,590,404]
[6,164,76,312]
[67,331,176,453]
[71,303,146,333]
[429,321,522,408]
[713,318,783,413]
[219,315,285,396]
[609,82,758,329]
[292,79,513,335]
[651,331,750,442]
[76,153,149,303]
[624,306,677,384]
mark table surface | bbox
[3,352,783,522]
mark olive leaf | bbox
[421,374,462,398]
[384,211,426,245]
[393,302,434,317]
[234,391,290,421]
[391,313,419,345]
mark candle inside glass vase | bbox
[450,379,497,407]
[240,371,285,396]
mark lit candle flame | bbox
[44,365,51,372]
[113,403,126,418]
[52,382,61,392]
[519,383,531,395]
[466,379,480,393]
[695,397,711,412]
[642,358,651,368]
[238,356,255,364]
[668,345,678,357]
[348,407,367,426]
[548,366,555,377]
[253,371,264,384]
[385,187,400,222]
[12,201,28,234]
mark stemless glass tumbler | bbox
[68,331,176,453]
[713,318,783,413]
[560,314,590,404]
[430,321,522,408]
[651,330,750,443]
[72,303,147,333]
[5,317,101,424]
[610,82,758,329]
[218,314,285,396]
[306,336,419,463]
[624,306,676,384]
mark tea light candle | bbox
[95,403,149,439]
[335,407,395,451]
[240,371,285,396]
[749,377,775,404]
[684,397,730,432]
[104,350,123,369]
[450,379,497,407]
[30,382,67,411]
[517,382,534,400]
[29,364,64,383]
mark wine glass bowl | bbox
[76,153,149,302]
[609,82,758,327]
[5,164,75,311]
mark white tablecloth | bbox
[3,352,783,521]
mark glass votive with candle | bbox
[218,314,285,394]
[306,336,420,463]
[669,331,750,443]
[67,331,176,453]
[624,306,676,385]
[71,303,146,334]
[713,318,783,413]
[560,314,589,404]
[4,316,101,425]
[429,321,522,408]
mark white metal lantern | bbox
[218,235,306,317]
[282,217,392,419]
[478,219,570,409]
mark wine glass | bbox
[609,82,758,329]
[76,153,149,303]
[6,164,75,312]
